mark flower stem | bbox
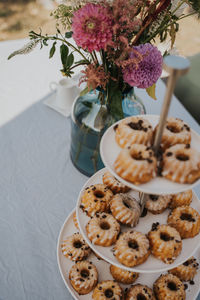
[93,51,99,64]
[30,31,90,62]
[143,10,196,43]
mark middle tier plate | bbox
[76,168,200,273]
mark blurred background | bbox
[0,0,199,123]
[0,0,200,56]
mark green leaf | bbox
[49,42,56,59]
[60,44,69,66]
[65,53,74,68]
[43,39,48,46]
[74,59,89,65]
[169,23,176,48]
[146,83,157,100]
[107,80,124,120]
[80,86,89,97]
[60,68,74,77]
[65,31,73,38]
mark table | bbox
[0,39,200,300]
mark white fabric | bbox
[0,39,200,300]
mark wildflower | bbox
[123,43,163,89]
[80,64,109,91]
[72,3,113,52]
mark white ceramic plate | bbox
[100,115,200,195]
[76,168,200,274]
[57,209,200,300]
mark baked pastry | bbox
[69,261,98,295]
[114,230,150,267]
[110,193,140,227]
[162,144,200,183]
[145,194,171,214]
[168,206,200,238]
[81,184,113,217]
[73,212,79,230]
[126,284,155,300]
[86,212,120,247]
[61,233,91,261]
[148,224,182,264]
[153,274,186,300]
[169,190,193,209]
[114,144,157,185]
[154,117,191,150]
[110,264,139,284]
[102,170,130,194]
[115,116,153,148]
[169,256,199,281]
[92,280,123,300]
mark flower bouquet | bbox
[9,0,200,175]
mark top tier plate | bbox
[100,115,200,195]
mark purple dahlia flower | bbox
[123,43,163,89]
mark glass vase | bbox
[70,88,146,176]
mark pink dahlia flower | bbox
[123,43,163,89]
[72,3,113,52]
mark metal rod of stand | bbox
[153,69,179,154]
[139,56,190,214]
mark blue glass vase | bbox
[70,88,146,176]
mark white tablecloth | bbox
[0,39,200,300]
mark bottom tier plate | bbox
[57,209,200,300]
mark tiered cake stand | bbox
[57,114,200,299]
[57,57,200,299]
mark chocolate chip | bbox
[166,152,173,157]
[176,154,189,161]
[149,195,159,201]
[184,124,190,131]
[128,121,146,131]
[184,284,188,290]
[190,280,195,285]
[147,158,153,163]
[180,213,195,222]
[151,222,159,231]
[185,144,190,148]
[114,124,118,131]
[157,166,163,176]
[140,207,148,218]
